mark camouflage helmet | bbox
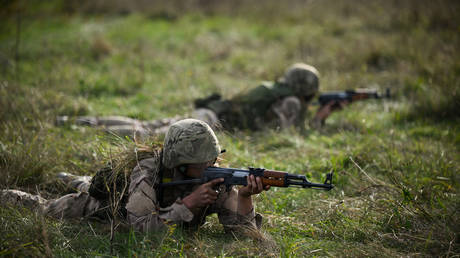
[283,63,320,97]
[162,119,221,169]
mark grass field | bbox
[1,0,459,256]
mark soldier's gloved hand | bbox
[238,175,270,198]
[182,178,224,209]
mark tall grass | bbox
[0,0,459,256]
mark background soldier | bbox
[56,63,343,138]
[195,63,326,130]
[1,119,268,232]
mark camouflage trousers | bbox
[56,109,219,139]
[55,95,302,137]
[0,179,106,220]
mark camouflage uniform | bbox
[195,63,320,130]
[56,112,218,139]
[1,119,260,232]
[56,63,319,134]
[55,115,183,139]
[126,155,260,232]
[198,81,303,130]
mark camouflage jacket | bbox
[204,81,305,130]
[125,155,261,233]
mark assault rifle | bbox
[318,88,390,107]
[160,166,334,191]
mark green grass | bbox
[1,0,459,256]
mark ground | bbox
[0,0,459,256]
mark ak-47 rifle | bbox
[318,88,390,107]
[160,166,334,191]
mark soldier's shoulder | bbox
[233,81,275,102]
[130,154,162,181]
[259,81,275,88]
[138,156,160,166]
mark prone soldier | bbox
[1,119,268,232]
[195,62,323,130]
[56,63,345,137]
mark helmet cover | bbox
[163,119,221,168]
[283,63,320,97]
